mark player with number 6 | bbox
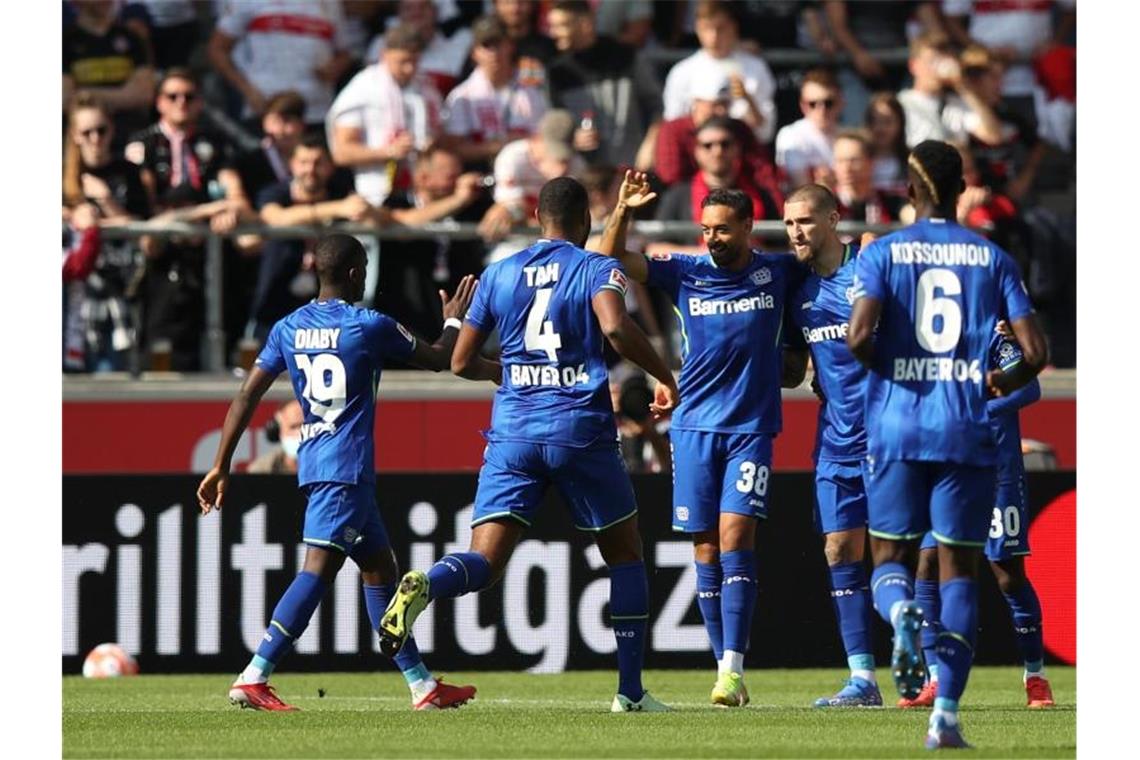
[197,233,479,712]
[846,141,1048,749]
[599,171,806,708]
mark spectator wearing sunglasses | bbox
[775,68,845,191]
[654,116,781,242]
[125,68,245,214]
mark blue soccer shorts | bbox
[670,430,773,533]
[814,459,869,535]
[471,440,638,532]
[916,474,1031,560]
[301,481,390,559]
[865,460,997,547]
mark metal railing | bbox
[90,219,904,373]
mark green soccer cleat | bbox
[611,691,671,712]
[711,671,750,708]
[378,571,429,658]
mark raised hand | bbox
[441,274,478,321]
[618,170,657,210]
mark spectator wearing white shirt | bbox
[326,23,443,207]
[774,69,844,191]
[207,0,353,126]
[662,0,778,144]
[896,32,1003,148]
[440,15,548,170]
[478,110,586,259]
[366,0,474,97]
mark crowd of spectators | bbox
[62,0,1078,397]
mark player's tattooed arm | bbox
[847,296,881,368]
[409,275,479,372]
[781,348,810,389]
[596,170,655,283]
[197,366,278,515]
[451,324,503,384]
[987,313,1049,398]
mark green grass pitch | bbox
[64,667,1075,758]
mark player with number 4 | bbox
[197,233,479,712]
[598,171,806,707]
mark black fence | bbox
[62,473,1075,674]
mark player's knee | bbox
[303,548,346,583]
[991,560,1026,595]
[823,531,864,566]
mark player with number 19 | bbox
[599,172,805,708]
[197,233,478,712]
[847,141,1048,749]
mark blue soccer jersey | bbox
[647,250,801,434]
[789,243,867,462]
[255,299,416,486]
[852,219,1035,467]
[465,238,629,448]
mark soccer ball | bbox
[82,643,139,678]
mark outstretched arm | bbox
[596,170,656,284]
[196,366,278,514]
[592,289,678,418]
[407,275,478,372]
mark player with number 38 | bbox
[197,234,479,712]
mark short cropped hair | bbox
[701,187,753,221]
[314,234,365,285]
[800,67,840,94]
[264,91,306,120]
[538,176,589,228]
[385,23,427,53]
[785,183,839,215]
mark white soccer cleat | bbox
[611,690,671,712]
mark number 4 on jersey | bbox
[525,288,562,362]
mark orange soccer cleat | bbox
[228,682,299,711]
[1026,675,1055,708]
[897,679,937,709]
[413,678,477,711]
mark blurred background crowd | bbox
[62,0,1077,466]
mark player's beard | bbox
[708,240,744,267]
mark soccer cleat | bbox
[924,711,971,750]
[378,571,429,658]
[1026,675,1055,708]
[890,601,926,700]
[228,682,299,712]
[813,676,883,707]
[611,691,671,712]
[413,678,477,711]
[898,680,937,708]
[711,671,750,708]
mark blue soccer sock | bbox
[363,584,431,685]
[828,561,875,678]
[935,578,978,705]
[694,561,724,663]
[915,578,943,683]
[1002,582,1045,675]
[609,560,649,701]
[243,571,326,682]
[719,550,757,674]
[426,552,492,600]
[871,561,914,626]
